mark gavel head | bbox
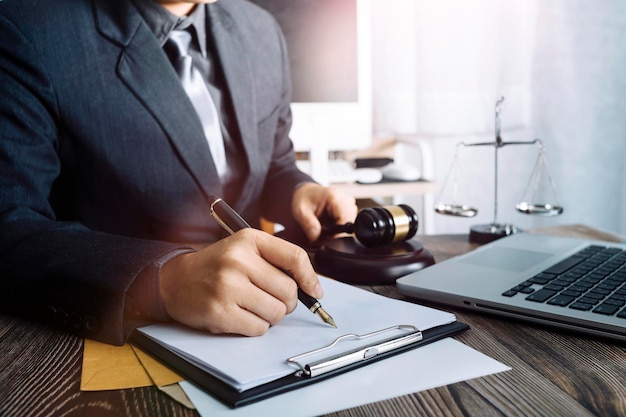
[353,204,419,247]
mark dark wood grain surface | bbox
[1,225,625,417]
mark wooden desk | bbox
[1,225,625,417]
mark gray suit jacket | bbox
[0,0,312,344]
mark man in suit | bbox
[0,0,357,345]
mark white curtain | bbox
[530,0,626,236]
[372,0,626,236]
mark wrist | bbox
[125,248,193,323]
[158,249,196,319]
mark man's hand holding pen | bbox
[158,183,354,337]
[159,228,323,337]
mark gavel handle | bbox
[321,222,354,236]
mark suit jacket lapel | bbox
[207,5,258,212]
[93,0,224,202]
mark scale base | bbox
[469,223,521,244]
[314,237,435,285]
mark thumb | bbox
[298,208,323,242]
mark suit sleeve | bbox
[0,13,185,345]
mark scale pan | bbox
[516,202,563,216]
[434,203,478,218]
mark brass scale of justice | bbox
[434,97,564,243]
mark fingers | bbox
[236,279,291,325]
[292,183,358,241]
[210,279,289,336]
[291,183,324,240]
[325,189,358,225]
[253,230,323,301]
[159,229,319,337]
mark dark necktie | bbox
[166,30,227,177]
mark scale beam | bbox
[433,97,563,243]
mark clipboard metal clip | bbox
[286,325,422,378]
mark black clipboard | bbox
[130,320,468,408]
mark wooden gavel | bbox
[322,204,419,247]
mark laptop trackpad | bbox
[459,247,552,272]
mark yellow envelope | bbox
[80,339,192,408]
[80,340,184,390]
[81,339,153,391]
[131,345,192,409]
[131,344,184,387]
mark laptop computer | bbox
[396,232,626,342]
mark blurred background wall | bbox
[370,0,626,236]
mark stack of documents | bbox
[132,277,467,407]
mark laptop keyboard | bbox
[502,245,626,319]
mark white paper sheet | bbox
[137,277,457,391]
[181,337,511,417]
